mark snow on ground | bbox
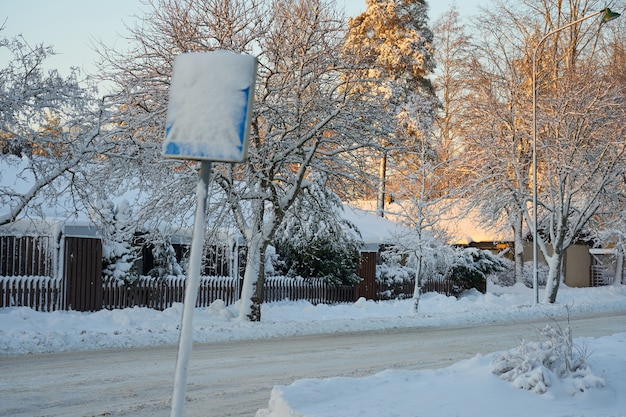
[257,333,626,417]
[2,283,626,417]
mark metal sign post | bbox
[163,50,257,417]
[170,160,212,417]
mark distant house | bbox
[348,199,623,288]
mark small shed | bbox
[342,204,410,299]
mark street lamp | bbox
[531,8,620,304]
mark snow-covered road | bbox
[2,310,625,417]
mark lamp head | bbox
[601,8,621,23]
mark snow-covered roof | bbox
[348,200,513,245]
[340,204,410,249]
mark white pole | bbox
[170,160,212,417]
[532,47,539,306]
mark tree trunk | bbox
[376,154,387,217]
[411,254,423,314]
[238,234,267,321]
[543,251,564,304]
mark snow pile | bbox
[492,321,604,395]
[2,283,626,355]
[256,333,626,417]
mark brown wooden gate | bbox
[356,251,377,300]
[64,237,103,311]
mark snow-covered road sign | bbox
[163,51,257,162]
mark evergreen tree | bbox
[272,172,363,285]
[148,236,183,279]
[92,199,138,284]
[344,0,438,215]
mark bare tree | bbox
[0,33,107,226]
[459,1,535,286]
[432,5,472,168]
[462,0,626,302]
[97,0,378,321]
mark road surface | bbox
[1,311,625,417]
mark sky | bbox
[1,0,483,81]
[1,283,626,416]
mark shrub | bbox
[148,238,183,279]
[490,258,549,288]
[272,236,361,285]
[447,247,506,296]
[491,319,603,395]
[376,263,415,300]
[271,172,363,285]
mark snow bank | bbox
[1,283,626,356]
[256,333,626,417]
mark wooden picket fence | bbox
[0,235,54,277]
[0,276,64,312]
[101,275,239,311]
[264,276,356,304]
[101,275,355,310]
[376,278,453,300]
[0,274,455,312]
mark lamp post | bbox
[531,8,620,305]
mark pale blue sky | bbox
[1,0,482,79]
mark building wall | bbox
[522,242,591,287]
[563,244,591,287]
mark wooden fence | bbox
[0,276,64,311]
[0,235,53,277]
[263,277,357,304]
[1,274,455,312]
[100,276,355,311]
[101,276,239,310]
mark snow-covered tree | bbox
[343,0,438,216]
[0,32,108,226]
[432,5,472,171]
[148,235,183,279]
[461,0,626,303]
[91,199,139,284]
[383,225,452,312]
[98,0,377,320]
[272,172,362,285]
[227,0,374,320]
[452,2,535,289]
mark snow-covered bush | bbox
[491,320,604,395]
[271,173,363,285]
[264,244,282,277]
[90,199,139,284]
[490,258,549,288]
[381,234,455,281]
[272,235,361,285]
[381,240,505,297]
[377,262,415,283]
[148,237,183,279]
[376,262,415,300]
[447,247,506,296]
